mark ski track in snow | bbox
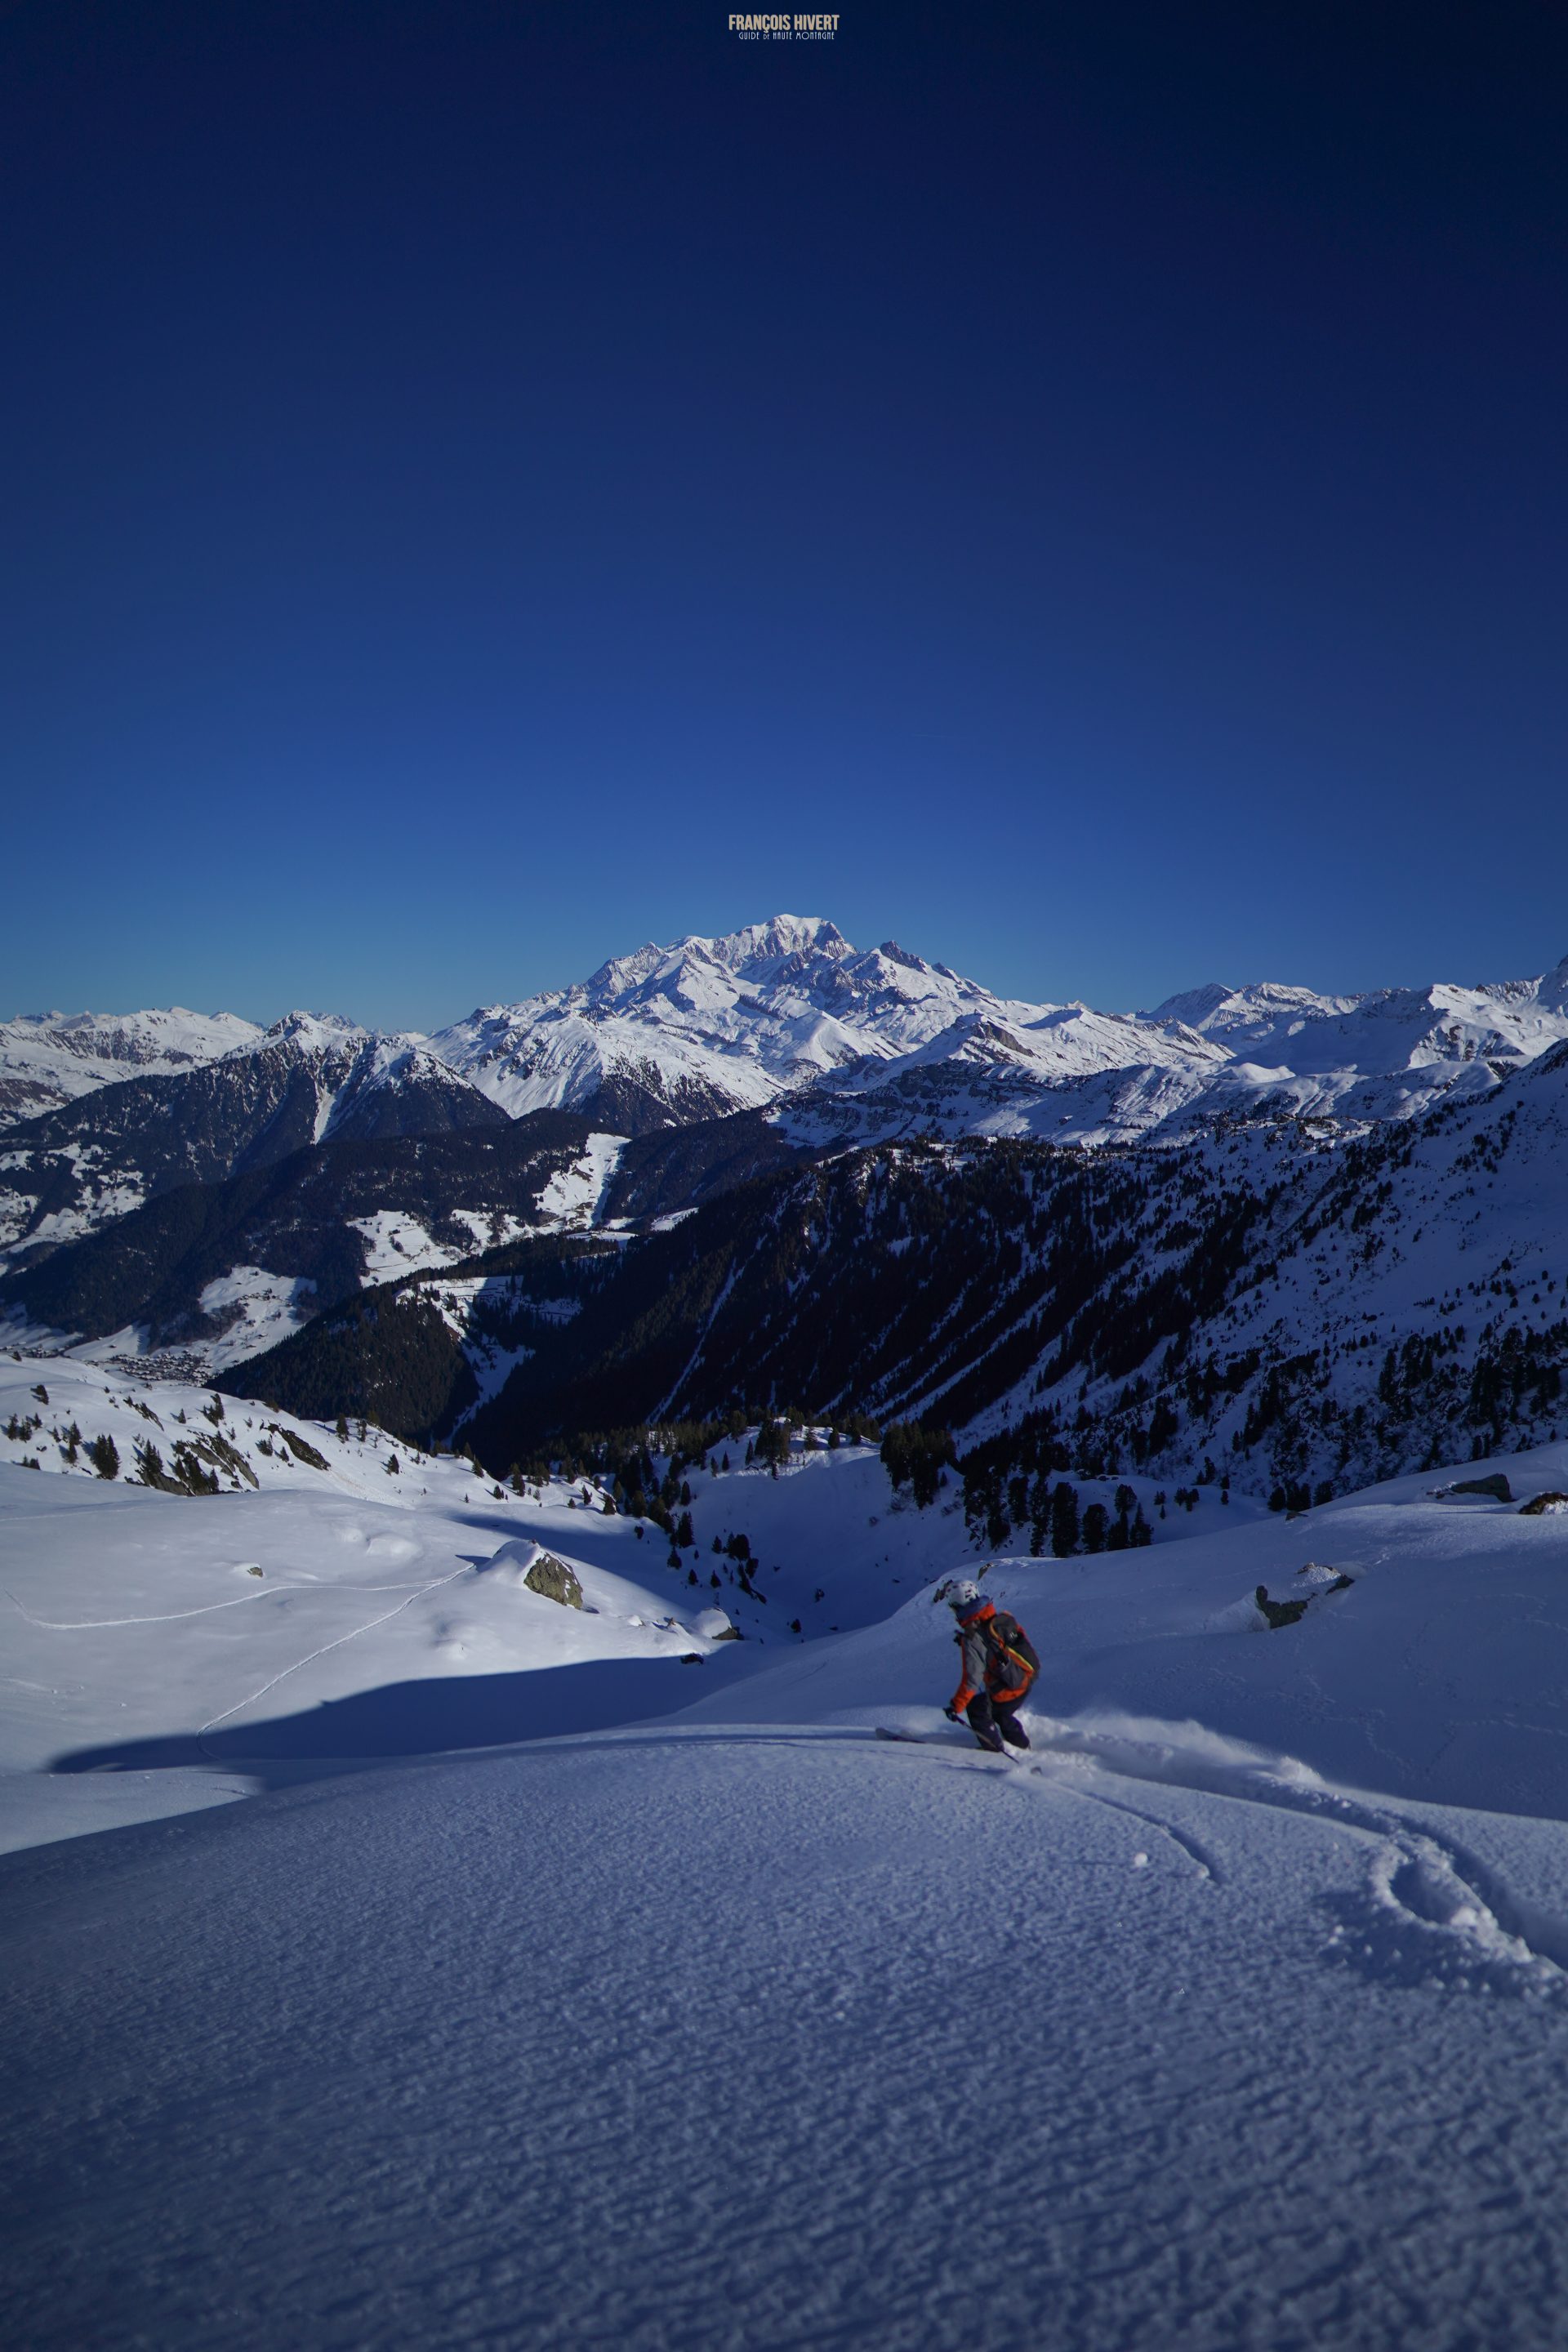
[918,1720,1568,1999]
[194,1559,477,1744]
[1036,1766,1227,1884]
[3,1583,284,1633]
[6,1580,442,1637]
[14,1423,1568,2344]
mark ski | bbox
[874,1726,1028,1757]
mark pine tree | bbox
[1050,1481,1079,1557]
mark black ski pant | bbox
[964,1690,1031,1748]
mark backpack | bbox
[985,1609,1038,1682]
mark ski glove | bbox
[943,1704,960,1723]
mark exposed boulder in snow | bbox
[1254,1566,1354,1628]
[523,1549,584,1608]
[693,1606,739,1640]
[1437,1474,1513,1504]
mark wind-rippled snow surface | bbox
[9,1730,1568,2350]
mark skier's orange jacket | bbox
[950,1598,1036,1714]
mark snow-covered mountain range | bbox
[0,1005,262,1124]
[197,1018,1568,1517]
[0,1011,507,1268]
[428,915,1568,1143]
[10,918,1568,1457]
[779,955,1568,1146]
[13,915,1568,1153]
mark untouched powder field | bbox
[9,1394,1568,2345]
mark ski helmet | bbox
[947,1578,984,1618]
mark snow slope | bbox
[686,1438,1568,1819]
[0,1352,1263,1854]
[11,1437,1568,2345]
[0,1359,761,1852]
[0,1361,991,1847]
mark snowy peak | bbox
[429,919,1568,1143]
[577,915,851,1009]
[235,1014,483,1138]
[253,1009,370,1054]
[428,915,1091,1131]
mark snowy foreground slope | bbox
[0,1356,996,1849]
[13,1726,1568,2352]
[10,1416,1568,2343]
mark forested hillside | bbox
[225,1042,1568,1535]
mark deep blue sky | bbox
[4,0,1566,1030]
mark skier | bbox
[944,1579,1037,1753]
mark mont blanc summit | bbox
[425,915,1085,1130]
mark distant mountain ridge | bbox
[12,919,1568,1147]
[0,1005,262,1124]
[224,1024,1568,1514]
[776,958,1568,1147]
[7,920,1568,1311]
[0,1013,506,1272]
[11,917,1568,1508]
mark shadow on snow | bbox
[49,1648,767,1788]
